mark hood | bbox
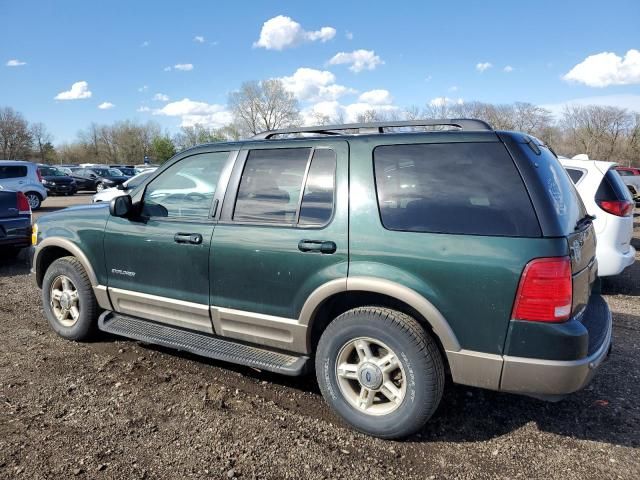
[101,176,127,183]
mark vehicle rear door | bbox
[104,149,235,333]
[210,141,348,353]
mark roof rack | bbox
[252,119,493,140]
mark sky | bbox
[1,0,639,144]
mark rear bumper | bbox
[0,217,32,248]
[500,295,612,397]
[597,244,635,277]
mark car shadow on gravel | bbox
[601,256,640,296]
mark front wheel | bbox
[42,256,100,341]
[316,307,445,439]
[25,192,42,210]
[95,182,105,192]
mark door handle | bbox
[174,232,203,245]
[298,239,337,254]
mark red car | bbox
[615,166,640,175]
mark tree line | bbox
[1,79,639,166]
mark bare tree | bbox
[30,122,53,162]
[0,107,33,159]
[229,79,300,137]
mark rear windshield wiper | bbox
[575,214,596,231]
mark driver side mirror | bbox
[109,195,133,218]
[89,174,97,179]
[116,183,125,190]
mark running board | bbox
[98,311,309,376]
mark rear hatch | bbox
[594,166,634,254]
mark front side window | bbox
[374,142,540,237]
[142,151,228,218]
[234,148,311,224]
[0,165,27,179]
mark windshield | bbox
[92,168,124,177]
[39,166,67,177]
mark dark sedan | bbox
[0,186,32,257]
[71,167,128,192]
[37,165,77,196]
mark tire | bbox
[25,192,42,210]
[95,182,104,192]
[42,256,100,341]
[316,307,445,439]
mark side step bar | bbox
[98,311,310,376]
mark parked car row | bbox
[0,160,160,209]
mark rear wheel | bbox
[42,256,100,340]
[25,192,42,210]
[316,307,445,439]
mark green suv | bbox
[32,120,612,439]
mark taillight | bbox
[512,257,572,322]
[16,191,31,215]
[36,169,43,183]
[597,200,634,217]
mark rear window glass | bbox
[596,169,633,202]
[373,142,540,237]
[0,165,27,179]
[565,168,585,184]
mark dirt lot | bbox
[1,195,639,479]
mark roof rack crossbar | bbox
[252,119,492,140]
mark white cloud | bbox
[193,35,205,43]
[328,49,384,73]
[429,97,464,107]
[163,66,172,72]
[540,94,640,117]
[98,102,114,110]
[254,15,336,50]
[302,99,400,125]
[345,31,354,40]
[563,49,640,87]
[358,89,392,105]
[173,63,194,71]
[279,67,355,102]
[153,98,232,128]
[476,62,492,73]
[425,75,432,82]
[137,106,151,112]
[141,41,150,47]
[153,93,170,102]
[54,81,92,100]
[138,85,148,92]
[503,65,514,73]
[6,59,26,67]
[448,85,459,92]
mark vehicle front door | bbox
[104,150,234,333]
[210,142,348,353]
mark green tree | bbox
[151,135,176,163]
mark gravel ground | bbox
[1,196,639,479]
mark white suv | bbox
[561,157,635,276]
[0,161,48,209]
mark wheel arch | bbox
[301,276,461,360]
[34,238,98,288]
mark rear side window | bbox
[565,168,585,184]
[0,165,27,179]
[234,148,311,224]
[299,149,336,226]
[373,142,540,237]
[616,169,632,176]
[596,169,633,202]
